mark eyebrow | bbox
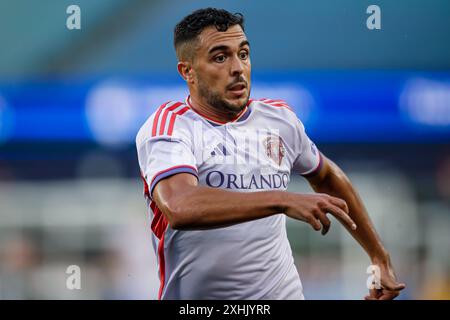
[208,40,250,55]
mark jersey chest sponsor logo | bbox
[205,171,289,190]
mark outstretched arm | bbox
[153,173,356,232]
[306,153,406,300]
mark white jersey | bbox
[136,96,322,300]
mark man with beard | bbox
[136,8,405,300]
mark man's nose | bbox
[230,55,244,76]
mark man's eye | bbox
[239,51,249,60]
[214,55,226,63]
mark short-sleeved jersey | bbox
[136,96,322,300]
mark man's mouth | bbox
[227,82,247,95]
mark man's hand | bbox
[305,155,406,299]
[365,257,406,300]
[284,193,357,235]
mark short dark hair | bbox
[174,8,245,61]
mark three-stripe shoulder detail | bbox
[151,101,190,137]
[257,98,293,111]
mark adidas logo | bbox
[211,143,228,156]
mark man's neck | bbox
[187,95,244,124]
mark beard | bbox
[197,76,250,115]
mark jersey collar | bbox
[185,95,252,126]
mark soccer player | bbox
[136,8,405,300]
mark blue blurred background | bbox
[0,0,449,299]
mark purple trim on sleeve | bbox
[301,153,323,178]
[150,166,198,199]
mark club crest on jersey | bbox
[263,134,285,166]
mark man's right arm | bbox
[153,173,356,232]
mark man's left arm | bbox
[306,152,406,300]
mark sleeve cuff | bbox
[149,165,198,199]
[300,153,323,178]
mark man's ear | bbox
[177,62,194,84]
